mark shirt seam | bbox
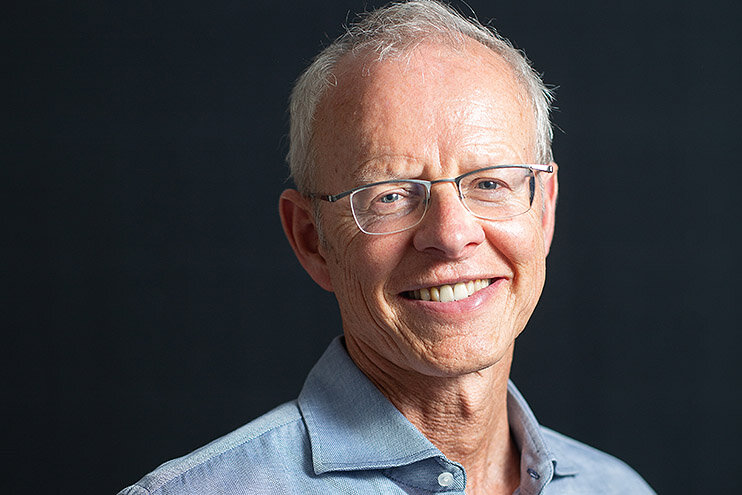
[318,447,440,468]
[152,415,303,493]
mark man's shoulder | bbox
[541,426,655,493]
[118,401,309,495]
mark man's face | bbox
[306,41,557,378]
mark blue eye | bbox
[477,180,500,190]
[380,193,401,203]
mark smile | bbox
[404,279,493,302]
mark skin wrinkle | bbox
[282,38,558,495]
[349,333,519,488]
[288,7,556,195]
[324,48,534,355]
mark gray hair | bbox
[287,0,554,193]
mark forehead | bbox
[311,40,536,188]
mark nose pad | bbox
[428,179,470,217]
[412,182,484,258]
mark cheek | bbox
[323,236,410,334]
[487,215,546,267]
[351,238,407,293]
[488,216,548,316]
[322,223,407,300]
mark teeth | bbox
[430,287,440,302]
[439,285,455,303]
[453,282,468,300]
[407,279,492,302]
[419,287,431,301]
[466,280,475,295]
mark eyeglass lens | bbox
[350,167,536,234]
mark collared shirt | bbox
[119,337,654,494]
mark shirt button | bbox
[438,471,455,487]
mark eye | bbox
[379,192,401,203]
[476,180,501,190]
[356,183,424,217]
[463,175,513,203]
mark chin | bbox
[408,336,515,378]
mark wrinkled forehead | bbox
[310,40,536,189]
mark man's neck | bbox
[345,337,521,495]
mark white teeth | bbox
[408,279,492,302]
[453,282,468,301]
[439,285,455,303]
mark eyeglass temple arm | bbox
[307,191,352,203]
[531,164,554,173]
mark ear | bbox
[541,162,559,256]
[279,189,334,292]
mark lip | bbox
[397,277,506,314]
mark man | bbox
[120,1,654,493]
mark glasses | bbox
[309,164,553,235]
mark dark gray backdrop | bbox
[6,1,741,493]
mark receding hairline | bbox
[308,39,538,182]
[329,35,530,91]
[287,0,554,194]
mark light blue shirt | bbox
[119,337,654,494]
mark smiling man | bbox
[120,1,654,494]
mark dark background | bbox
[5,0,741,493]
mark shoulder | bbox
[118,401,310,495]
[542,427,655,494]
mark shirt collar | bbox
[298,337,441,474]
[298,336,579,480]
[507,381,579,479]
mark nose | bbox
[412,182,485,259]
